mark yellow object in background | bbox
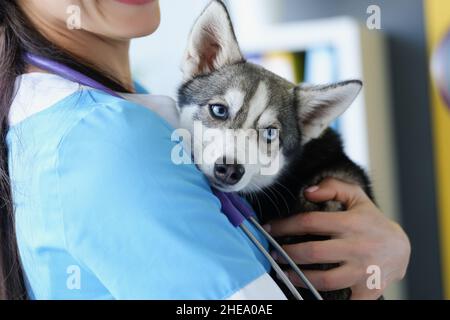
[261,52,297,83]
[425,0,450,299]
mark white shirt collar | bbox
[9,73,179,128]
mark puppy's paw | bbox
[297,188,344,213]
[318,200,344,212]
[299,170,366,213]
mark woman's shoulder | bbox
[55,86,196,193]
[56,90,182,185]
[65,98,180,171]
[9,73,177,150]
[9,71,198,206]
[63,90,176,144]
[8,72,187,195]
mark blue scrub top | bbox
[7,86,274,299]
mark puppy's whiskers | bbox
[274,181,297,201]
[250,182,282,218]
[268,185,291,215]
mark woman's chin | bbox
[121,21,161,39]
[92,0,161,40]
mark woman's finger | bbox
[304,178,368,208]
[285,264,360,291]
[274,239,350,265]
[266,211,349,237]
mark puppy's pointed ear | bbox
[182,0,243,80]
[296,80,362,144]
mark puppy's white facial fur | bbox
[193,128,284,193]
[178,82,283,193]
[224,88,245,117]
[243,82,269,129]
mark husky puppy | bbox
[177,0,374,300]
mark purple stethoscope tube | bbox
[24,52,122,98]
[24,52,322,300]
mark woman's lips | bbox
[115,0,154,5]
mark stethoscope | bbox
[24,52,323,301]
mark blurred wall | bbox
[277,0,441,299]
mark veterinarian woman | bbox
[0,0,410,300]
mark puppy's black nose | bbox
[214,159,245,185]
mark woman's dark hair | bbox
[0,1,130,299]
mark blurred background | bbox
[130,0,450,299]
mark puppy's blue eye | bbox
[263,127,278,142]
[209,104,228,120]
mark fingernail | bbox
[305,185,319,193]
[262,224,271,233]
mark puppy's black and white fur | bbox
[177,0,375,300]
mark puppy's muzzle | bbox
[214,158,245,186]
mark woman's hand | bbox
[263,178,411,299]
